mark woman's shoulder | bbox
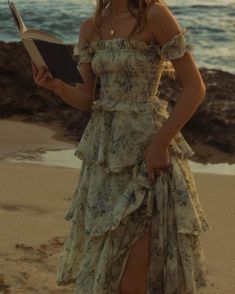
[147,1,169,20]
[79,17,94,43]
[146,1,183,47]
[146,1,171,27]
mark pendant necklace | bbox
[109,10,129,36]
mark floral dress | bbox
[56,28,210,294]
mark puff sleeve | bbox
[73,41,94,66]
[159,28,194,79]
[160,28,193,61]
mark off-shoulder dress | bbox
[56,28,210,294]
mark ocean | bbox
[0,0,234,73]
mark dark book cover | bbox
[34,39,84,85]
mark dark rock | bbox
[160,68,235,155]
[0,41,234,157]
[0,41,90,138]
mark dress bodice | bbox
[73,28,193,107]
[72,27,195,174]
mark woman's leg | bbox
[119,230,151,294]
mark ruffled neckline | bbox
[88,28,189,54]
[90,37,162,52]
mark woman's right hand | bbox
[31,61,63,93]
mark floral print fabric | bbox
[56,28,210,293]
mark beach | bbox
[0,118,234,293]
[1,0,235,290]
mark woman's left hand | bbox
[143,137,171,184]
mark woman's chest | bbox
[91,48,162,77]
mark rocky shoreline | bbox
[1,41,234,162]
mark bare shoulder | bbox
[79,17,93,43]
[146,1,168,21]
[146,2,182,46]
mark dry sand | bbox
[0,116,76,156]
[0,118,234,293]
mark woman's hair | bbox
[91,0,168,40]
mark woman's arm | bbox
[147,2,206,147]
[52,80,95,111]
[31,63,95,112]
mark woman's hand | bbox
[143,137,171,184]
[31,61,63,93]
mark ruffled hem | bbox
[74,97,195,173]
[91,97,157,114]
[65,155,210,239]
[169,131,195,159]
[74,133,195,175]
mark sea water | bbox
[0,0,234,73]
[4,148,235,175]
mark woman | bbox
[32,0,210,293]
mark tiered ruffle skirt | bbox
[56,96,210,293]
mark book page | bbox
[23,29,63,44]
[8,1,27,33]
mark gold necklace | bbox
[109,10,129,36]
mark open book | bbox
[8,0,84,85]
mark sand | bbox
[0,118,234,293]
[0,116,76,156]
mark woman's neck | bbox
[109,0,129,14]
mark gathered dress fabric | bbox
[56,28,211,293]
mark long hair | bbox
[90,0,175,79]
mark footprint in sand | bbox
[1,236,73,293]
[0,202,50,215]
[14,236,65,271]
